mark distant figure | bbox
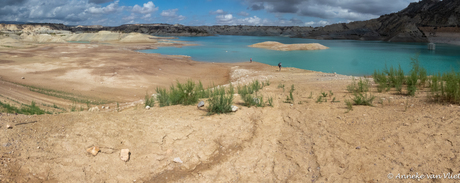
[250,58,252,63]
[278,62,282,71]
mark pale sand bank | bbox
[249,41,329,51]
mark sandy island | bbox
[1,30,459,182]
[249,41,329,51]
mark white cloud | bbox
[238,16,261,25]
[216,14,263,25]
[122,13,136,22]
[216,14,234,24]
[305,20,331,27]
[161,9,177,17]
[238,11,250,16]
[142,14,151,19]
[87,0,122,14]
[160,9,186,21]
[210,9,227,15]
[132,1,158,14]
[243,0,418,21]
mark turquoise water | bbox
[138,35,460,76]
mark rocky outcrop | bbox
[197,25,314,37]
[249,41,328,51]
[308,0,460,43]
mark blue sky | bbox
[0,0,418,27]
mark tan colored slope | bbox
[20,33,66,43]
[249,41,329,51]
[64,31,158,43]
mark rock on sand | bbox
[86,146,100,156]
[248,41,329,51]
[120,149,130,162]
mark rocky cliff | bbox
[309,0,460,43]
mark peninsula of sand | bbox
[248,41,329,51]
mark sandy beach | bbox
[1,37,460,183]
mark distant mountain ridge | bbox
[309,0,460,43]
[1,0,460,44]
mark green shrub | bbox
[406,70,418,96]
[145,93,155,107]
[345,100,353,112]
[0,101,51,115]
[419,67,428,87]
[207,91,234,114]
[352,93,375,106]
[395,65,405,93]
[442,71,460,103]
[347,77,370,93]
[268,97,274,107]
[384,65,397,87]
[156,87,170,107]
[316,96,322,103]
[277,83,285,92]
[376,71,389,92]
[284,85,295,103]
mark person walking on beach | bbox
[250,58,252,63]
[278,62,282,71]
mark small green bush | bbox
[207,91,234,114]
[0,101,50,115]
[277,83,285,92]
[345,100,353,112]
[156,87,170,107]
[145,93,155,107]
[268,97,274,107]
[347,77,370,93]
[352,93,375,106]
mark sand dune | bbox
[249,41,329,51]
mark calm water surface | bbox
[138,35,460,76]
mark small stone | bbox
[145,106,150,110]
[21,77,25,79]
[356,146,361,149]
[173,157,183,163]
[6,124,12,129]
[87,146,100,156]
[120,149,130,162]
[37,146,40,149]
[106,106,110,109]
[101,106,105,109]
[88,107,99,112]
[231,105,238,112]
[253,98,260,104]
[197,101,205,108]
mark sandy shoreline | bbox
[1,39,460,182]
